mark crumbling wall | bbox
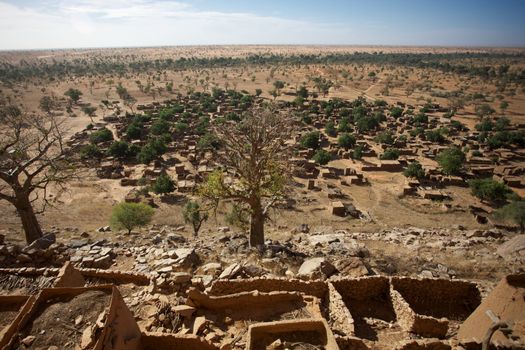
[140,333,219,350]
[327,282,355,337]
[0,295,34,348]
[391,277,481,320]
[209,277,328,299]
[391,286,448,338]
[246,319,338,350]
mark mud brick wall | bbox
[209,277,328,299]
[391,277,481,320]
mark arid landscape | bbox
[1,1,525,349]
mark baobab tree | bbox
[0,105,74,244]
[199,105,292,247]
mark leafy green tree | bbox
[380,148,400,160]
[475,119,493,132]
[90,128,113,144]
[126,122,143,140]
[152,173,175,194]
[325,121,337,137]
[312,149,331,165]
[436,147,465,175]
[352,145,364,159]
[413,113,428,125]
[404,161,425,179]
[107,140,130,158]
[183,201,209,236]
[64,88,82,104]
[39,96,56,114]
[374,131,395,145]
[137,144,157,164]
[81,144,102,159]
[255,88,262,97]
[468,179,511,202]
[300,131,320,149]
[297,86,309,99]
[110,202,154,234]
[475,104,495,118]
[338,117,352,133]
[82,106,97,119]
[151,119,170,135]
[338,133,356,149]
[493,200,525,233]
[390,106,404,118]
[425,129,445,143]
[495,117,510,131]
[355,116,379,133]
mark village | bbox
[1,74,524,349]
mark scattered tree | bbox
[404,161,425,179]
[468,178,511,203]
[199,106,291,247]
[110,202,154,234]
[312,149,331,165]
[183,201,209,236]
[151,173,175,194]
[0,105,74,244]
[436,147,465,175]
[493,200,525,233]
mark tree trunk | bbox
[249,202,265,247]
[15,194,43,245]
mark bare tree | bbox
[199,105,292,247]
[0,105,74,244]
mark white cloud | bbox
[0,0,356,49]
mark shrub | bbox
[174,122,189,133]
[300,131,320,149]
[494,117,510,131]
[425,129,445,143]
[337,117,352,133]
[380,148,400,160]
[450,120,466,131]
[80,144,102,159]
[374,131,394,145]
[338,133,356,149]
[355,116,379,132]
[325,121,337,137]
[197,133,221,150]
[436,147,465,175]
[151,119,170,135]
[107,140,130,158]
[110,202,154,234]
[404,161,425,179]
[493,200,525,232]
[468,178,511,202]
[90,128,113,144]
[137,144,157,164]
[352,145,364,160]
[151,173,175,194]
[413,113,428,125]
[475,119,493,132]
[126,123,143,139]
[312,149,331,165]
[183,201,209,236]
[390,107,403,118]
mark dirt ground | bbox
[14,290,111,350]
[0,45,524,284]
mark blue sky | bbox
[0,0,524,50]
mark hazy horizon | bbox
[1,0,525,50]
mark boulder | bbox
[297,257,336,280]
[219,263,243,279]
[497,235,525,258]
